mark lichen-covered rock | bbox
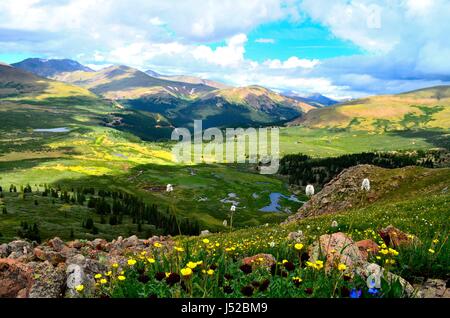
[28,261,66,298]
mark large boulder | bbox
[308,232,366,270]
[28,261,66,298]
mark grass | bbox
[78,189,448,298]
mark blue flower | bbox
[350,289,362,298]
[368,288,379,296]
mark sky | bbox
[0,0,449,99]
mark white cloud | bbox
[255,38,275,43]
[264,56,319,69]
[1,0,450,98]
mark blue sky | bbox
[1,0,449,99]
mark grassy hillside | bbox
[0,64,114,131]
[297,85,450,131]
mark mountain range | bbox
[4,57,450,137]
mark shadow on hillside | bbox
[390,130,450,150]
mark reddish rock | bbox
[0,259,33,298]
[34,247,66,265]
[356,239,379,261]
[67,240,83,249]
[91,238,108,251]
[378,225,414,248]
[242,253,276,269]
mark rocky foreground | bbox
[0,235,173,297]
[0,225,448,298]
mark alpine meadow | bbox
[0,0,449,306]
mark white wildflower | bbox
[230,205,236,212]
[223,220,228,227]
[331,220,338,228]
[361,178,370,191]
[166,184,173,192]
[269,241,275,248]
[305,184,315,197]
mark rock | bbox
[91,238,108,251]
[48,237,65,252]
[283,165,381,224]
[0,244,10,258]
[200,230,210,236]
[308,232,365,270]
[378,225,415,248]
[122,235,140,248]
[28,261,66,298]
[34,247,66,265]
[415,279,450,298]
[7,240,33,260]
[287,231,305,242]
[0,259,33,298]
[67,240,83,249]
[242,253,276,269]
[66,264,85,298]
[355,239,379,261]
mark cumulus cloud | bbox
[0,0,449,98]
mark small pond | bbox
[259,192,303,213]
[33,127,70,133]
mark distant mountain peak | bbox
[284,91,338,107]
[12,58,94,78]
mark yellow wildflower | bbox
[100,278,107,284]
[127,259,136,266]
[338,263,347,271]
[118,275,126,281]
[105,271,112,276]
[147,257,156,263]
[94,274,102,279]
[380,249,389,255]
[175,246,184,252]
[181,268,193,277]
[428,248,435,254]
[294,243,304,251]
[432,239,439,244]
[75,285,84,292]
[112,263,119,268]
[186,261,198,269]
[207,269,214,275]
[153,242,162,248]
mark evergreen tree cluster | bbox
[279,150,441,187]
